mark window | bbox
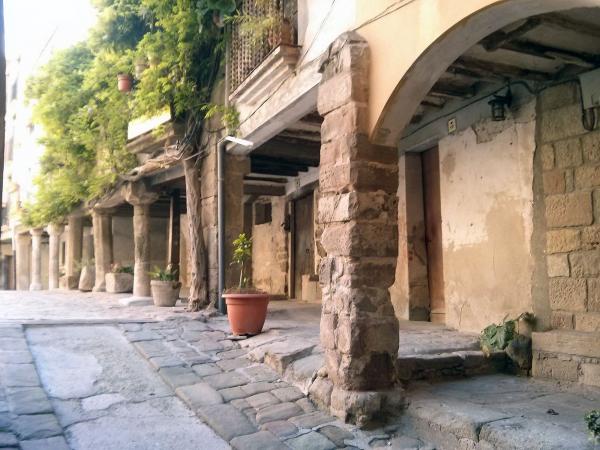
[255,202,272,225]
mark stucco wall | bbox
[251,197,288,297]
[112,216,134,267]
[438,101,537,332]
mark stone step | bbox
[397,350,507,382]
[403,374,597,450]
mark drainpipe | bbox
[217,136,253,315]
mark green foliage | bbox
[223,0,277,48]
[148,264,178,281]
[231,233,252,289]
[479,313,533,356]
[585,410,600,443]
[111,263,134,274]
[132,0,225,117]
[201,103,239,131]
[24,0,235,226]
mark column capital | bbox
[91,206,116,217]
[46,223,65,236]
[123,182,158,206]
[29,228,44,237]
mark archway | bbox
[379,4,600,333]
[367,0,600,146]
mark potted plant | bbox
[117,73,133,92]
[149,264,181,307]
[222,233,269,335]
[106,263,134,293]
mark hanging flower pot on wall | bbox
[117,73,133,93]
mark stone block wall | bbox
[538,82,600,333]
[532,82,600,387]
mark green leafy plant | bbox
[148,264,178,281]
[480,312,534,356]
[586,410,600,443]
[231,233,252,290]
[111,263,134,275]
[201,103,240,131]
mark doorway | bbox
[292,192,315,300]
[421,147,445,323]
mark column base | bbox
[29,283,42,291]
[330,386,405,427]
[60,275,80,290]
[92,282,106,292]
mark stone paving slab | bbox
[0,325,69,449]
[123,319,383,449]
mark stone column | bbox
[316,32,400,425]
[29,228,43,291]
[125,183,158,298]
[47,223,64,290]
[64,215,84,289]
[15,232,30,291]
[92,209,114,292]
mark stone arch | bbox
[371,0,600,146]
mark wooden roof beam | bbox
[453,56,553,82]
[482,18,542,51]
[540,13,600,40]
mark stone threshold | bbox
[402,374,599,449]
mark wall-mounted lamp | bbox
[488,86,512,121]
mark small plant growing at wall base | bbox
[585,410,600,444]
[480,312,535,356]
[222,233,269,336]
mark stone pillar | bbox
[316,33,400,425]
[15,232,30,291]
[47,223,64,290]
[92,209,113,292]
[64,215,84,289]
[29,228,43,291]
[125,183,158,298]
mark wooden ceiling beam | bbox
[429,81,477,99]
[453,56,553,82]
[540,13,600,40]
[482,18,542,51]
[498,40,599,68]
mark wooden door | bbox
[422,147,445,323]
[293,192,315,300]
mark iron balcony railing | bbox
[228,0,298,95]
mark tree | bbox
[25,0,238,310]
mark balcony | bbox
[228,0,299,105]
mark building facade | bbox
[10,0,600,425]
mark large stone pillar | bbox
[29,228,44,291]
[92,209,114,292]
[15,232,30,291]
[125,183,158,298]
[64,214,84,289]
[317,33,400,425]
[47,223,63,290]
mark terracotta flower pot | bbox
[117,73,133,92]
[151,280,181,307]
[223,293,269,335]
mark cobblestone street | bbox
[0,291,598,449]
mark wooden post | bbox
[168,189,181,274]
